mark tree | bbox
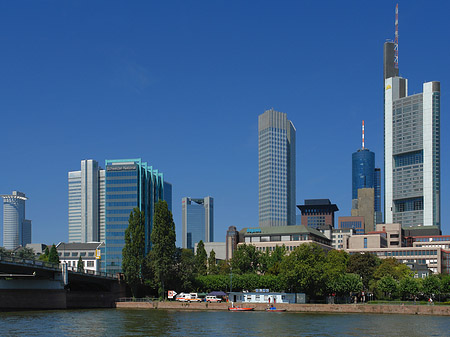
[231,244,260,274]
[259,245,286,275]
[280,243,327,297]
[77,256,84,272]
[122,208,146,297]
[14,247,35,259]
[373,258,412,281]
[422,275,441,299]
[347,253,380,289]
[151,200,176,299]
[0,247,11,257]
[399,277,420,300]
[195,240,207,276]
[48,245,60,264]
[39,246,50,261]
[208,250,218,275]
[176,248,196,291]
[324,250,349,293]
[330,273,363,296]
[377,275,398,299]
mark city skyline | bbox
[0,2,449,246]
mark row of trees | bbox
[0,244,61,264]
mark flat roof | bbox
[240,225,329,240]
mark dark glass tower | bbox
[352,149,375,200]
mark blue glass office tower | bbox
[104,159,172,274]
[1,191,32,250]
[181,197,214,250]
[352,149,382,224]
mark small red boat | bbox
[228,307,254,311]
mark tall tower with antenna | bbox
[383,4,400,80]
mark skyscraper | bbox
[181,197,213,250]
[258,109,296,227]
[68,159,105,243]
[104,158,172,274]
[384,77,440,229]
[1,191,32,249]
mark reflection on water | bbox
[0,309,449,336]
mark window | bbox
[87,261,94,267]
[364,238,367,249]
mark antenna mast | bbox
[362,120,365,149]
[394,4,399,69]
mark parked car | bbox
[176,293,202,302]
[205,296,222,303]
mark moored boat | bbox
[228,307,254,311]
[265,307,286,312]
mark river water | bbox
[1,309,449,336]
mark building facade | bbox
[351,188,375,233]
[57,242,104,273]
[384,77,440,229]
[104,159,172,274]
[181,197,214,250]
[68,160,106,243]
[258,109,296,227]
[338,216,365,235]
[297,199,338,231]
[1,191,32,250]
[226,225,239,260]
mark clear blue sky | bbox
[0,1,449,247]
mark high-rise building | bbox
[351,188,375,233]
[181,197,214,250]
[258,109,296,227]
[226,225,239,260]
[297,199,338,231]
[104,159,172,274]
[68,160,105,243]
[1,191,32,249]
[384,77,440,229]
[352,135,382,225]
[383,6,441,231]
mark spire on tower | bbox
[394,4,399,69]
[362,120,365,149]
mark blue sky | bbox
[0,1,449,247]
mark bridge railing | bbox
[66,266,117,279]
[0,254,60,270]
[117,297,156,303]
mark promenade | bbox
[115,301,450,316]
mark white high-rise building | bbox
[258,109,296,227]
[384,77,440,229]
[1,191,32,249]
[68,160,105,243]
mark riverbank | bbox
[115,301,450,316]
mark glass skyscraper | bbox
[181,197,214,250]
[1,191,32,249]
[258,109,296,227]
[352,148,382,224]
[104,159,172,274]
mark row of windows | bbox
[107,171,137,177]
[106,217,130,222]
[106,232,126,237]
[106,202,137,207]
[106,194,136,200]
[106,209,132,215]
[106,224,129,229]
[106,179,137,185]
[394,151,423,168]
[106,186,137,192]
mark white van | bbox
[205,296,222,303]
[176,293,202,302]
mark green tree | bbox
[422,275,441,299]
[259,245,286,275]
[122,208,146,296]
[347,253,380,289]
[38,246,49,261]
[440,275,450,295]
[280,243,327,297]
[195,240,207,276]
[231,244,260,274]
[377,275,398,299]
[151,200,176,299]
[324,250,349,293]
[0,247,11,257]
[176,248,196,291]
[331,273,363,296]
[77,256,84,272]
[373,258,412,281]
[208,250,218,275]
[15,247,35,259]
[48,245,60,264]
[399,277,420,300]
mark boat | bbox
[265,307,286,312]
[228,307,254,311]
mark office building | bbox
[194,241,226,261]
[297,199,338,231]
[239,225,332,253]
[351,188,375,233]
[1,191,32,250]
[104,158,172,274]
[226,226,239,260]
[384,77,440,229]
[258,109,296,227]
[68,160,105,243]
[181,197,214,250]
[57,242,104,273]
[338,216,365,235]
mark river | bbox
[1,309,449,336]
